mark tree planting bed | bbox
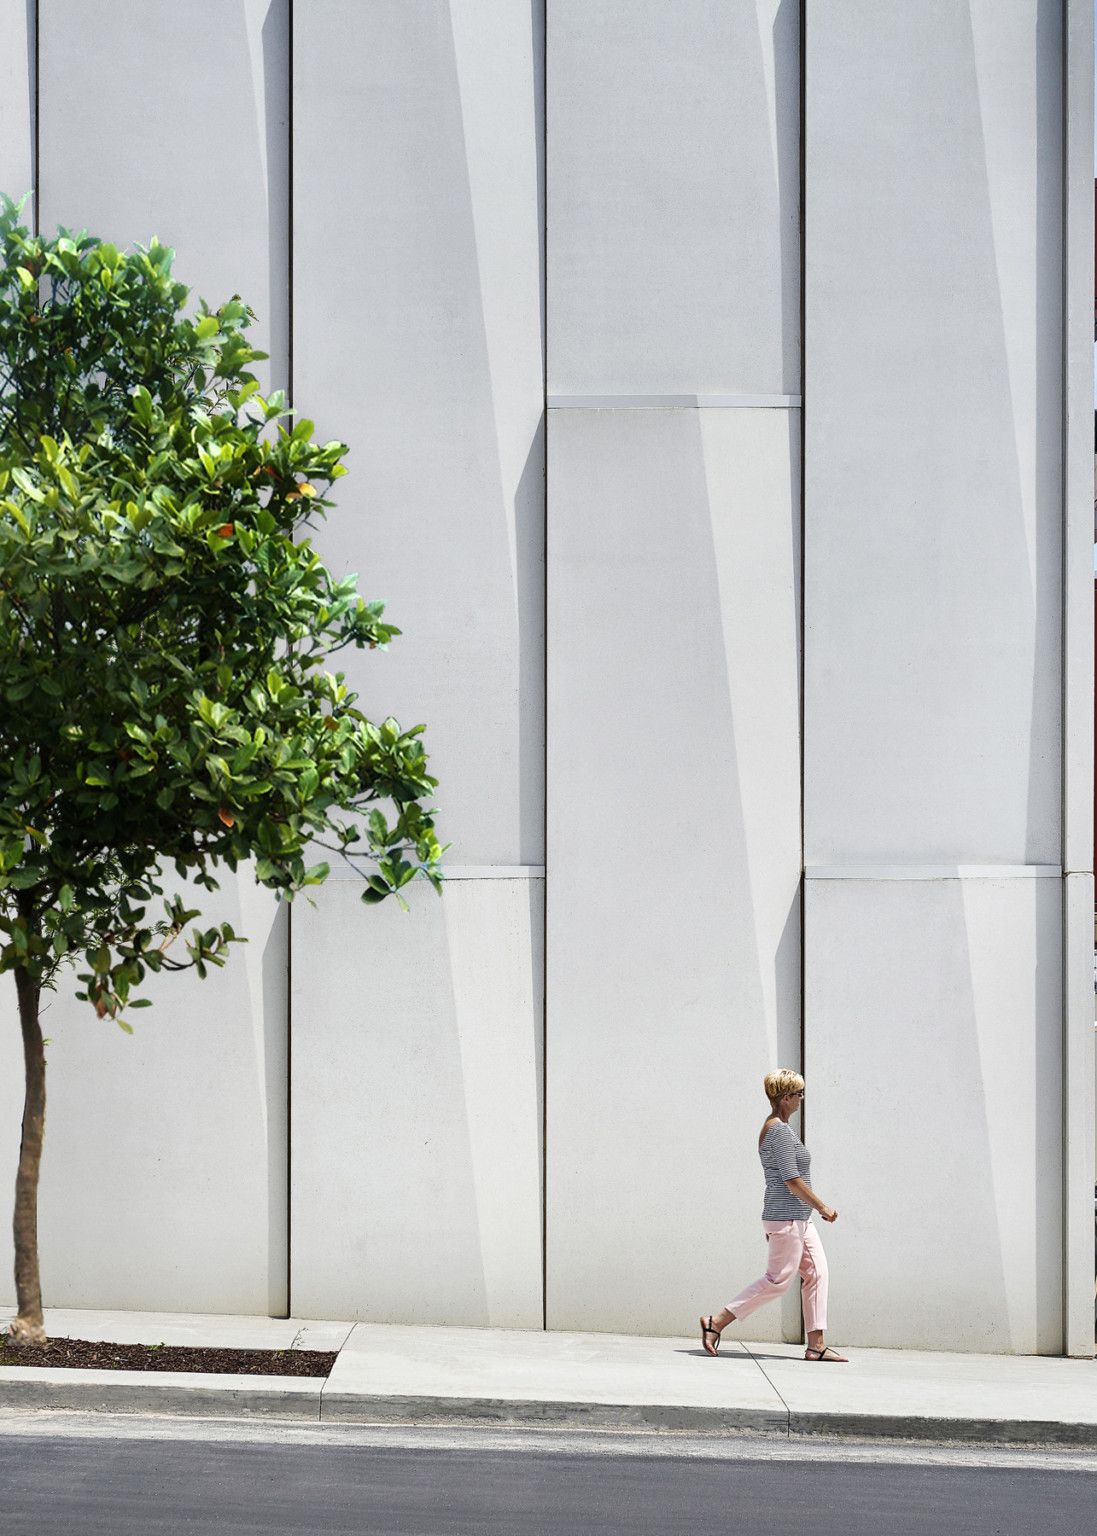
[0,1336,336,1377]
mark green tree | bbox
[0,194,442,1344]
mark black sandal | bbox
[804,1345,847,1362]
[700,1316,721,1356]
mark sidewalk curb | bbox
[0,1371,1095,1447]
[784,1411,1097,1448]
[0,1370,323,1420]
[320,1394,1097,1447]
[319,1393,790,1435]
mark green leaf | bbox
[132,386,153,427]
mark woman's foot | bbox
[700,1315,721,1356]
[804,1344,847,1362]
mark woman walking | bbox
[700,1069,846,1362]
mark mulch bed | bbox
[0,1335,336,1377]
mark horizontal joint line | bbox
[328,860,543,884]
[441,866,545,880]
[804,865,1062,881]
[547,394,802,409]
[326,865,545,883]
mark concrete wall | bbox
[0,1,34,226]
[805,873,1062,1354]
[0,2,1089,1351]
[0,875,288,1315]
[544,0,802,1340]
[802,0,1081,1354]
[293,0,544,867]
[290,875,543,1327]
[0,0,292,1315]
[545,408,801,1338]
[1061,0,1096,1356]
[37,0,290,398]
[546,0,800,397]
[288,0,546,1323]
[804,0,1063,868]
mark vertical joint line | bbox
[284,0,294,1321]
[1058,0,1068,1357]
[287,0,295,413]
[797,13,807,1056]
[796,0,808,1351]
[540,0,549,1334]
[32,0,40,235]
[285,899,293,1319]
[1058,0,1093,1356]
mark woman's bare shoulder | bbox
[758,1116,780,1150]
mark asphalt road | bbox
[0,1422,1092,1535]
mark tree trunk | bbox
[9,964,46,1346]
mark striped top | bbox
[759,1121,814,1220]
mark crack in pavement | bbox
[736,1339,792,1435]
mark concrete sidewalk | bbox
[0,1309,1093,1446]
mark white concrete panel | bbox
[0,1,34,221]
[0,874,288,1314]
[1062,0,1095,879]
[38,0,289,394]
[547,0,799,395]
[804,3,1062,863]
[546,408,801,1337]
[805,877,1062,1354]
[1063,873,1095,1355]
[293,1,544,864]
[290,877,544,1328]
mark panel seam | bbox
[540,0,549,1336]
[284,0,294,1322]
[32,0,39,234]
[1058,0,1095,1357]
[796,0,807,1356]
[547,394,802,408]
[738,1340,793,1436]
[287,0,294,411]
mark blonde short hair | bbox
[764,1069,804,1105]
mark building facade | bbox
[0,0,1092,1355]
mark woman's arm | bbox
[785,1177,837,1222]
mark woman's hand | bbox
[786,1177,837,1223]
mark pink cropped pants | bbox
[728,1220,828,1332]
